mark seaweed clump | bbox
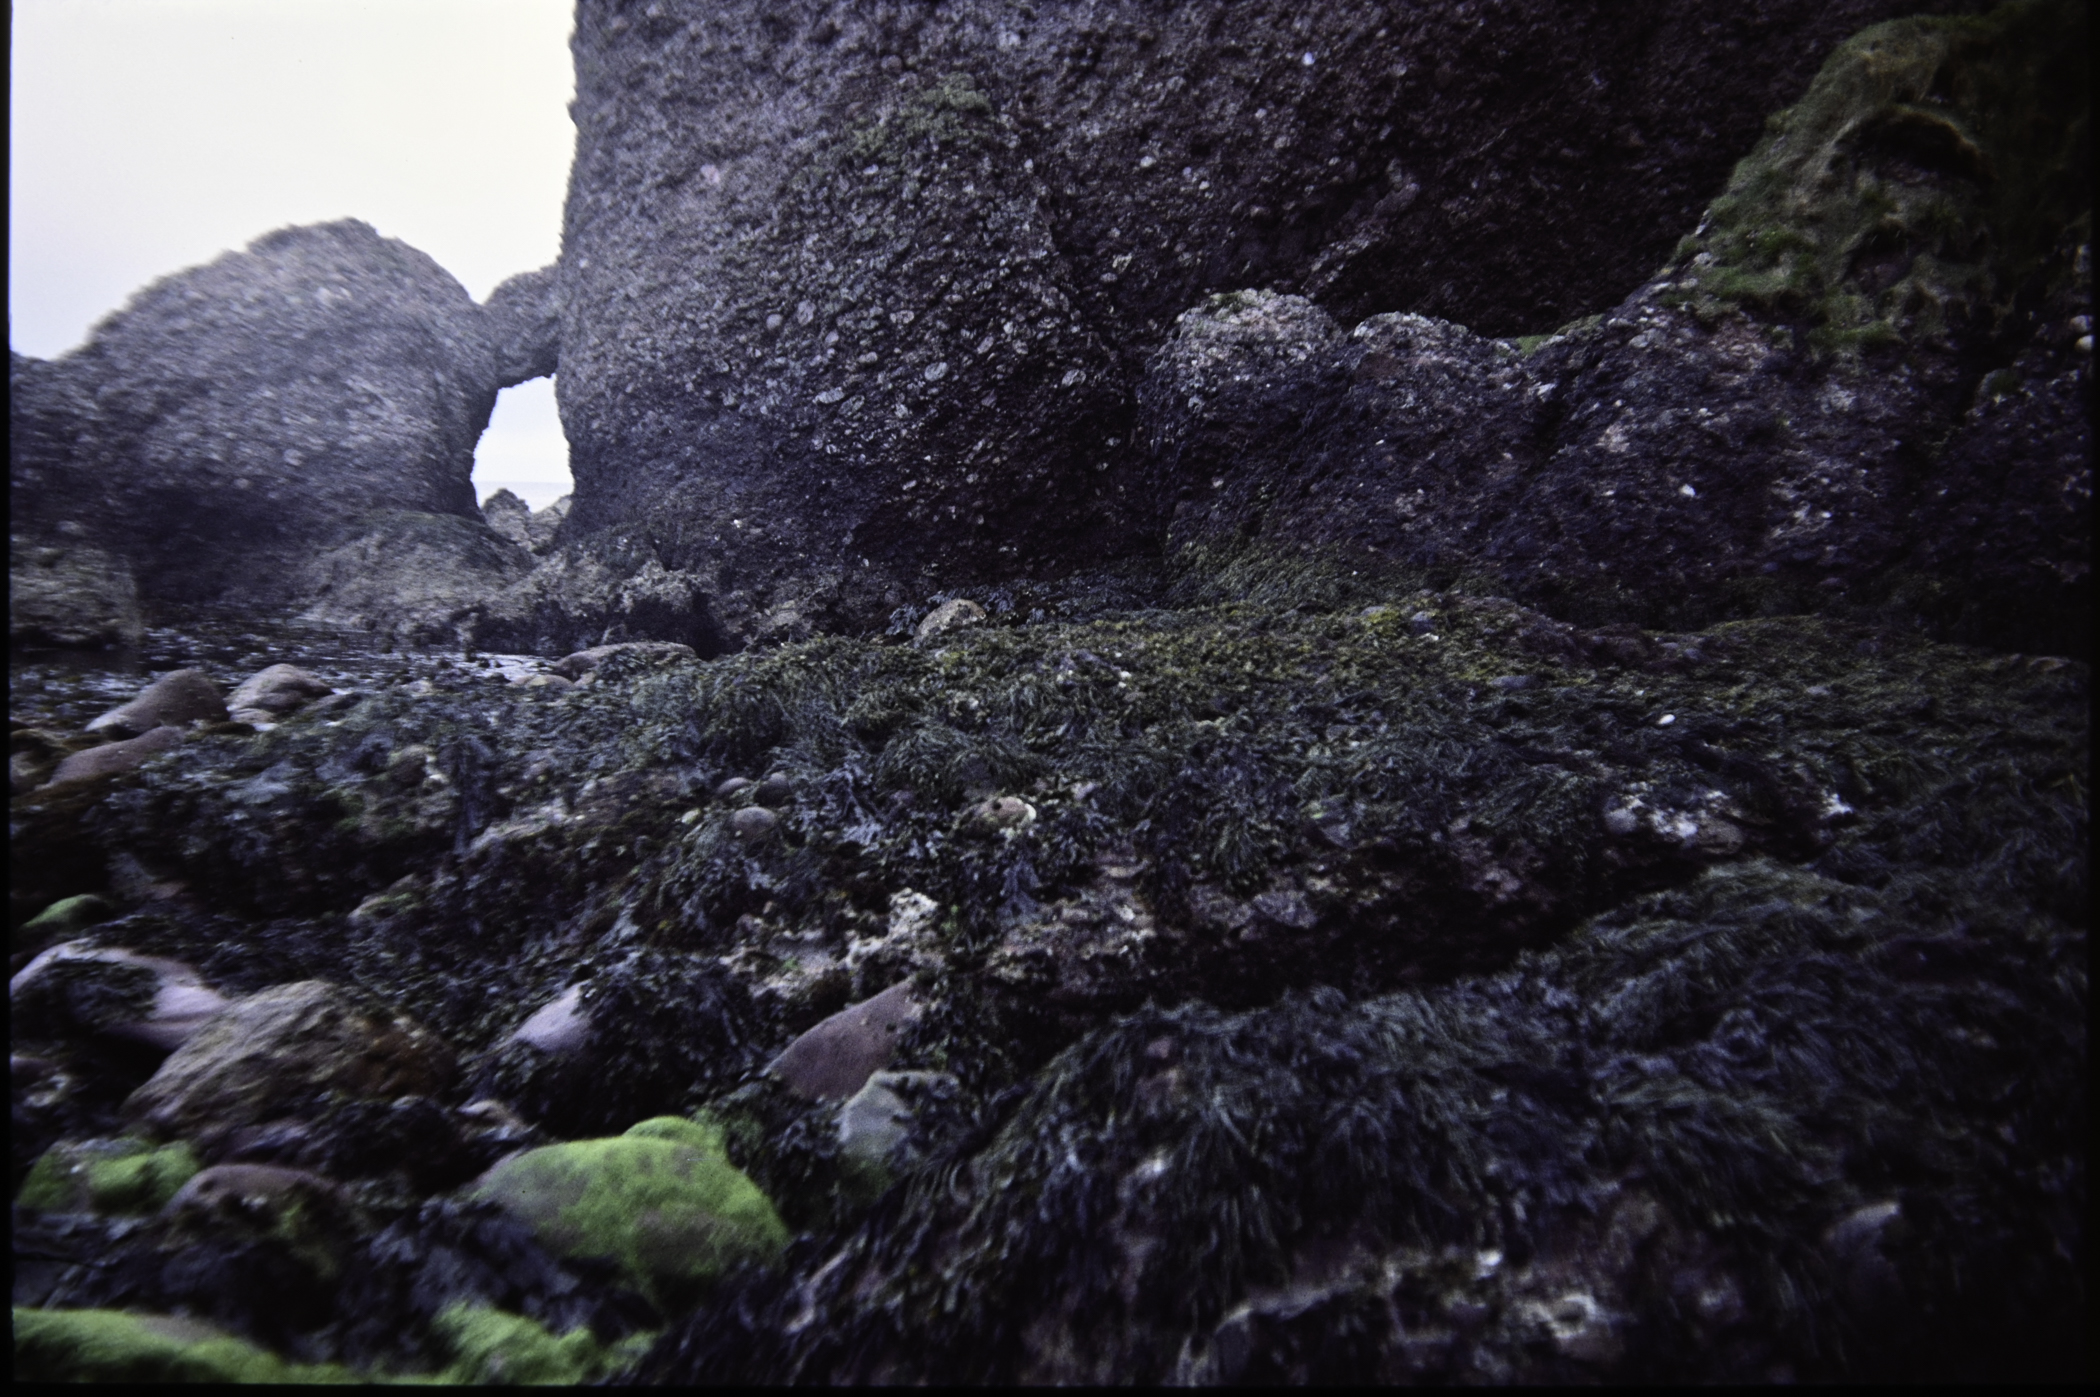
[640,850,2085,1384]
[8,588,2084,1382]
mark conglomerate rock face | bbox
[550,0,1970,647]
[7,221,517,617]
[1140,1,2091,655]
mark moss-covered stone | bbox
[10,1307,359,1383]
[1665,0,2089,352]
[18,893,114,943]
[16,1137,200,1215]
[469,1115,789,1308]
[432,1303,653,1384]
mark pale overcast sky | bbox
[9,0,577,508]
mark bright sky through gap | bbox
[8,0,578,509]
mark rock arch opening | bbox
[473,374,572,514]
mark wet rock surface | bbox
[8,534,145,650]
[85,668,227,737]
[1141,3,2091,654]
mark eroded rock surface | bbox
[1140,4,2091,653]
[550,0,1959,647]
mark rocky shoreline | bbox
[11,0,2088,1383]
[12,584,2086,1380]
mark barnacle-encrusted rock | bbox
[551,0,1940,647]
[1144,3,2091,654]
[9,221,513,613]
[10,942,229,1051]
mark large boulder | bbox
[85,669,227,737]
[8,533,144,650]
[551,0,1962,646]
[9,220,511,613]
[1141,2,2091,653]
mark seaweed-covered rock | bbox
[551,641,699,680]
[1900,234,2093,654]
[124,980,456,1139]
[6,581,2082,1381]
[10,941,229,1051]
[469,1115,789,1308]
[642,847,2086,1383]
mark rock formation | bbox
[7,220,536,639]
[548,0,1979,647]
[1141,1,2090,653]
[7,1,2090,1385]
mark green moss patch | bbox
[841,72,1000,170]
[1663,0,2089,352]
[432,1303,653,1384]
[470,1116,788,1308]
[11,1307,358,1383]
[16,1138,200,1215]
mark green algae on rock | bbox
[10,1307,360,1384]
[469,1115,789,1309]
[432,1302,655,1384]
[15,1137,200,1215]
[1665,0,2090,352]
